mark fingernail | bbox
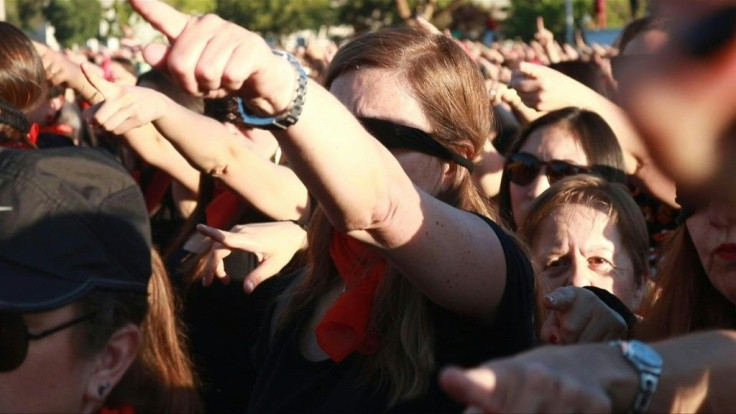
[244,280,255,293]
[549,334,558,344]
[544,295,554,304]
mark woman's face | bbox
[686,198,736,305]
[531,204,643,310]
[510,125,589,228]
[329,68,447,195]
[0,305,95,413]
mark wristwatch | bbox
[237,50,308,130]
[609,340,663,414]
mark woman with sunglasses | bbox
[0,148,200,412]
[498,107,627,230]
[122,0,536,411]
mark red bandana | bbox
[205,189,244,229]
[98,404,135,414]
[0,123,39,149]
[315,231,387,362]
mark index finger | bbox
[439,366,501,412]
[543,286,577,311]
[130,0,189,41]
[536,16,545,31]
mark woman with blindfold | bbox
[117,0,536,411]
[498,107,627,230]
[0,22,47,149]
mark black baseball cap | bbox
[0,147,152,312]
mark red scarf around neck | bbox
[315,231,387,362]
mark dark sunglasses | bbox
[0,311,96,372]
[505,152,590,186]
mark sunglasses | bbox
[505,152,591,187]
[0,311,96,372]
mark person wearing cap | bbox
[0,147,200,413]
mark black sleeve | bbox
[477,215,537,350]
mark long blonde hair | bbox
[279,27,498,405]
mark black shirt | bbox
[248,217,535,413]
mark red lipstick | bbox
[715,244,736,262]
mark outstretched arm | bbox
[82,65,309,222]
[440,330,736,413]
[130,0,515,320]
[510,62,677,207]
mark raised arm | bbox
[82,65,309,222]
[34,42,200,193]
[510,62,677,207]
[130,0,515,320]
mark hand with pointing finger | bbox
[197,221,307,293]
[540,286,629,345]
[129,0,296,117]
[81,63,167,136]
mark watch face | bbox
[629,340,663,369]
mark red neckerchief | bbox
[98,404,135,414]
[40,123,73,136]
[0,123,39,149]
[314,231,386,362]
[205,189,244,229]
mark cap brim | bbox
[0,259,95,313]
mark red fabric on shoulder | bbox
[315,231,386,362]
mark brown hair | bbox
[520,175,649,288]
[634,226,736,341]
[0,22,47,144]
[78,249,201,413]
[498,107,627,229]
[519,175,649,327]
[279,27,499,405]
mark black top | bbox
[248,217,535,413]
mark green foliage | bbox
[4,0,45,31]
[216,0,336,35]
[502,0,638,42]
[43,0,102,47]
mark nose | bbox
[525,169,551,200]
[566,256,593,288]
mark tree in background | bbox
[43,0,102,47]
[502,0,640,42]
[216,0,336,36]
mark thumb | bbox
[242,257,283,293]
[142,43,171,72]
[80,62,117,102]
[518,61,542,80]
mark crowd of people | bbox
[1,0,734,412]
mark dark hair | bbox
[78,250,201,413]
[137,70,204,115]
[0,22,47,144]
[616,16,667,54]
[548,60,611,99]
[498,107,627,229]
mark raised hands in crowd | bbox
[2,0,736,412]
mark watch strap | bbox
[237,50,308,130]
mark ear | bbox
[81,323,142,413]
